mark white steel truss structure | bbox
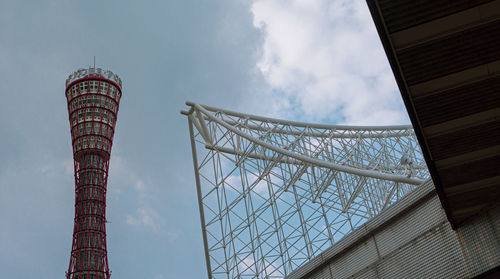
[181,102,429,279]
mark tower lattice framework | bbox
[182,102,429,279]
[65,68,122,279]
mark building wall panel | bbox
[377,222,468,279]
[328,239,378,279]
[374,194,445,258]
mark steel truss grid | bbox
[182,102,429,279]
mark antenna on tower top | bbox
[94,56,96,68]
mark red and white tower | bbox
[65,67,122,279]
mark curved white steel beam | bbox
[186,101,412,130]
[183,106,414,138]
[189,102,425,185]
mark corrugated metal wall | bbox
[288,181,500,279]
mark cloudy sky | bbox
[0,0,408,278]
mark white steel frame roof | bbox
[181,102,429,278]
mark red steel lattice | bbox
[65,72,122,279]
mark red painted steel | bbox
[65,73,122,279]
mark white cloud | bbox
[107,157,169,236]
[251,0,409,125]
[126,205,161,233]
[125,179,164,234]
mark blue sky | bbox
[0,0,408,278]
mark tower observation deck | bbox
[65,67,122,279]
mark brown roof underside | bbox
[367,0,500,228]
